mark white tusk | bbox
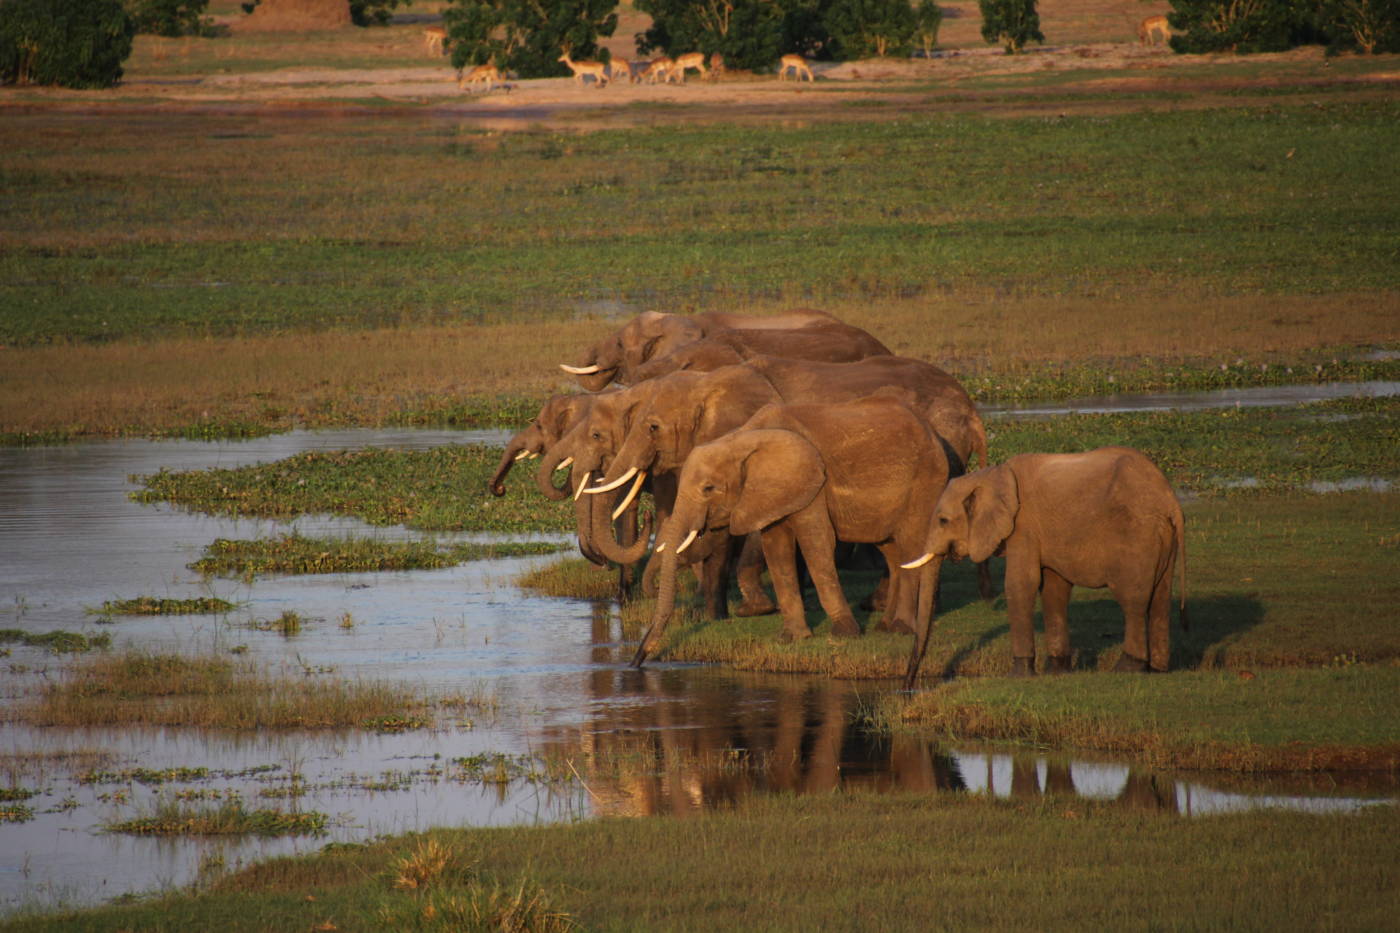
[527,452,540,460]
[611,470,647,521]
[655,543,666,553]
[675,528,699,555]
[555,456,573,471]
[586,466,637,494]
[560,363,602,375]
[901,552,935,570]
[574,477,590,501]
[513,450,531,462]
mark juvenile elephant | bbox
[902,447,1187,687]
[630,395,955,667]
[627,325,892,383]
[560,309,841,391]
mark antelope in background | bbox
[778,54,813,82]
[610,56,635,84]
[641,56,674,84]
[559,48,609,86]
[459,62,501,93]
[672,52,707,83]
[423,26,447,56]
[1138,15,1170,46]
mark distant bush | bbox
[1321,0,1400,52]
[0,0,135,87]
[349,0,408,27]
[1167,0,1399,53]
[824,0,916,58]
[635,0,784,71]
[125,0,213,36]
[978,0,1043,52]
[913,0,943,56]
[444,0,616,77]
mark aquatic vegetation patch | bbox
[96,596,237,615]
[106,800,328,837]
[0,628,112,654]
[29,651,430,731]
[1,803,35,823]
[133,445,575,534]
[191,533,569,578]
[0,786,36,802]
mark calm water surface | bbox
[1,417,1395,914]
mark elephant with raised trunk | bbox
[560,309,883,390]
[629,395,956,667]
[902,446,1188,688]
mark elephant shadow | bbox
[1060,592,1265,672]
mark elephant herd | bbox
[488,309,1187,686]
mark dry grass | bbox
[4,292,1393,439]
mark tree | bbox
[125,0,213,36]
[1165,0,1298,51]
[1321,0,1400,52]
[913,0,942,56]
[824,0,916,58]
[443,0,617,77]
[0,0,135,87]
[977,0,1042,52]
[635,0,784,70]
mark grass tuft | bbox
[191,533,569,578]
[106,800,327,837]
[96,596,237,615]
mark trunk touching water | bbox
[631,546,679,668]
[903,557,943,690]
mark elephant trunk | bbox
[487,433,532,497]
[574,473,609,567]
[562,345,619,392]
[535,443,576,501]
[631,544,679,668]
[903,556,943,690]
[594,502,653,565]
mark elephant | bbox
[901,446,1188,688]
[559,309,842,391]
[627,324,892,384]
[486,392,604,498]
[629,394,956,667]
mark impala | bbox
[559,50,609,87]
[610,56,634,84]
[423,27,447,56]
[458,63,500,93]
[672,51,707,83]
[1138,14,1170,46]
[778,54,813,82]
[708,52,725,80]
[640,56,674,84]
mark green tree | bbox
[824,0,916,57]
[1165,0,1298,51]
[636,0,784,70]
[913,0,942,55]
[444,0,617,76]
[1322,0,1400,51]
[978,0,1042,51]
[125,0,212,36]
[0,0,135,87]
[349,0,410,26]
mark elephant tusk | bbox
[574,476,590,501]
[655,543,666,553]
[527,452,540,460]
[560,363,602,375]
[513,450,531,462]
[611,470,647,521]
[586,466,637,494]
[555,456,573,471]
[901,552,935,570]
[675,528,699,555]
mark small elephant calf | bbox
[905,446,1186,685]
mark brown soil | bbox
[235,0,351,32]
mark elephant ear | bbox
[730,430,826,536]
[965,466,1018,563]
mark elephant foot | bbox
[1045,655,1073,675]
[1112,654,1150,673]
[1010,657,1036,677]
[732,596,778,618]
[830,617,862,639]
[777,626,813,644]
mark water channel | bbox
[2,385,1397,915]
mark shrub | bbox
[349,0,407,27]
[0,0,135,88]
[636,0,785,70]
[914,0,943,56]
[1166,0,1299,51]
[1322,0,1400,52]
[824,0,916,58]
[978,0,1043,52]
[443,0,617,77]
[125,0,212,36]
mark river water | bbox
[1,385,1397,915]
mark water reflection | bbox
[983,380,1399,418]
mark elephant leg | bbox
[641,553,661,598]
[1040,567,1073,673]
[698,535,734,620]
[1111,580,1152,672]
[732,532,777,617]
[1146,554,1175,672]
[977,559,995,600]
[760,524,812,642]
[873,548,914,635]
[791,511,859,638]
[861,573,889,614]
[1004,553,1040,675]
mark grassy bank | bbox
[189,533,568,577]
[10,792,1398,931]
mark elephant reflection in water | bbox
[970,754,1179,814]
[533,675,964,817]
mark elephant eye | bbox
[591,431,602,441]
[938,516,949,526]
[702,483,715,493]
[648,422,659,433]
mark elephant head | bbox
[487,393,596,498]
[631,429,825,667]
[560,312,708,390]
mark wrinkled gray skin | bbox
[631,395,955,667]
[627,325,892,383]
[904,447,1188,688]
[561,309,847,391]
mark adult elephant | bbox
[486,392,605,498]
[628,395,956,667]
[901,447,1188,688]
[627,325,892,383]
[559,309,880,390]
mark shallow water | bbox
[1,425,1395,915]
[982,380,1400,418]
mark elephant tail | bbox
[1175,510,1189,633]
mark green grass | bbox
[95,596,237,615]
[3,102,1398,345]
[12,793,1399,931]
[106,800,328,837]
[0,629,113,653]
[189,533,569,577]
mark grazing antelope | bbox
[672,51,707,83]
[778,54,813,82]
[610,56,634,84]
[423,26,447,56]
[559,50,609,87]
[708,52,725,80]
[641,56,674,84]
[458,63,500,93]
[1138,14,1170,46]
